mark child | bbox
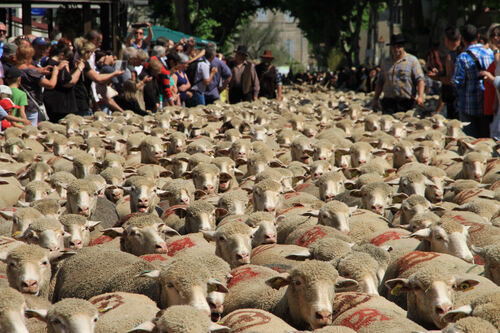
[0,85,12,98]
[3,67,29,126]
[0,98,31,131]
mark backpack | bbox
[186,59,204,87]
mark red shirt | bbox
[147,56,173,101]
[484,61,496,115]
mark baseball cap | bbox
[0,98,20,110]
[0,85,12,96]
[4,66,22,80]
[32,37,48,47]
[2,43,17,58]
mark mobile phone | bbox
[115,60,127,71]
[132,23,148,29]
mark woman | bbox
[481,23,500,138]
[16,44,62,126]
[173,53,191,106]
[74,40,123,116]
[140,58,162,112]
[43,41,84,123]
[166,52,181,105]
[113,80,148,116]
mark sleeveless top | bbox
[174,71,188,101]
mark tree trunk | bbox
[447,0,457,26]
[352,0,367,66]
[388,0,395,37]
[173,0,192,34]
[366,3,374,65]
[373,8,379,65]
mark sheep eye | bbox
[50,318,62,325]
[93,317,98,322]
[41,260,48,266]
[218,236,226,242]
[8,262,16,268]
[294,280,301,286]
[456,282,471,291]
[166,282,174,288]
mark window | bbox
[285,39,295,58]
[284,10,294,23]
[256,9,267,22]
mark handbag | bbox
[20,84,49,122]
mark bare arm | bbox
[63,61,84,88]
[39,66,60,89]
[86,67,123,85]
[188,49,205,64]
[107,97,124,112]
[144,23,153,45]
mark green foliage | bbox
[192,8,221,40]
[328,48,346,71]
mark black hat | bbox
[387,34,407,46]
[4,66,22,79]
[235,45,249,56]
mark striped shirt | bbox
[452,44,494,116]
[377,53,424,99]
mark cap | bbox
[32,37,48,47]
[0,85,12,96]
[4,66,22,80]
[387,34,407,46]
[2,43,17,58]
[0,98,20,110]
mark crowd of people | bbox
[0,20,499,138]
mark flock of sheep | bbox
[1,86,500,333]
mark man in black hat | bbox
[256,50,283,101]
[372,34,425,114]
[229,45,259,104]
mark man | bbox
[428,26,461,119]
[187,46,217,107]
[0,22,7,59]
[31,37,49,67]
[126,23,153,51]
[452,24,494,138]
[229,45,259,104]
[204,46,232,104]
[255,50,282,101]
[372,34,425,114]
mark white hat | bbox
[0,85,12,96]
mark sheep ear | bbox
[136,269,161,279]
[102,227,124,238]
[429,205,446,212]
[452,157,464,163]
[409,228,432,240]
[349,206,358,215]
[86,220,101,229]
[0,209,15,220]
[233,168,245,175]
[392,193,408,203]
[155,189,169,198]
[301,210,319,218]
[265,273,290,290]
[124,320,156,332]
[16,200,30,207]
[207,278,229,293]
[215,208,228,220]
[441,305,472,324]
[335,277,358,291]
[452,204,468,212]
[385,278,411,295]
[0,251,8,262]
[49,250,76,262]
[471,245,485,258]
[201,230,216,241]
[195,190,207,200]
[182,171,193,180]
[209,322,231,333]
[350,189,362,198]
[285,248,312,261]
[385,177,401,186]
[25,308,49,322]
[158,224,180,237]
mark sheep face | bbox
[357,183,392,216]
[172,158,189,178]
[316,174,345,202]
[73,159,97,179]
[313,142,334,161]
[250,219,277,247]
[129,182,157,214]
[63,221,99,250]
[252,184,281,214]
[462,156,486,181]
[291,139,313,164]
[211,224,255,268]
[0,289,29,333]
[192,169,219,195]
[25,182,52,203]
[425,178,445,203]
[230,141,252,164]
[67,188,98,218]
[247,156,267,176]
[121,224,169,256]
[398,174,428,197]
[167,135,186,155]
[393,142,416,168]
[4,247,51,296]
[310,161,332,180]
[185,208,216,233]
[29,163,53,182]
[318,204,353,234]
[350,143,372,168]
[22,226,65,252]
[140,139,164,164]
[414,145,434,165]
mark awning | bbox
[149,25,215,46]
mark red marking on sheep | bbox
[161,204,187,219]
[333,292,371,318]
[223,309,271,332]
[452,215,466,222]
[454,189,484,205]
[228,267,259,289]
[485,160,500,174]
[89,235,113,246]
[297,226,327,247]
[0,274,6,279]
[351,209,365,217]
[0,237,15,247]
[0,207,16,213]
[141,254,168,263]
[284,192,300,200]
[397,251,440,275]
[340,308,391,330]
[490,181,500,191]
[294,182,312,192]
[370,230,405,246]
[251,244,277,257]
[474,255,485,265]
[90,294,125,313]
[460,221,485,234]
[166,237,195,257]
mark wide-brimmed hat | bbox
[260,50,274,59]
[235,45,249,56]
[387,34,407,46]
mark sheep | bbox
[397,171,435,198]
[184,200,217,233]
[285,224,352,248]
[218,190,249,216]
[472,244,500,285]
[26,298,99,333]
[66,179,99,217]
[88,292,160,333]
[252,179,282,214]
[26,161,53,182]
[230,139,253,164]
[24,180,53,202]
[166,132,187,155]
[137,255,228,314]
[168,153,190,178]
[103,213,179,256]
[453,198,500,222]
[250,243,312,272]
[126,305,230,333]
[52,245,159,302]
[350,182,395,216]
[59,214,100,250]
[245,211,277,247]
[394,195,434,226]
[187,163,220,195]
[335,251,385,295]
[203,221,256,268]
[140,136,164,164]
[160,178,195,206]
[452,152,487,182]
[0,286,30,333]
[410,219,474,263]
[441,316,499,333]
[440,291,500,329]
[313,200,357,233]
[18,217,66,252]
[49,171,77,200]
[3,207,43,237]
[221,308,296,333]
[406,212,441,232]
[71,152,97,179]
[291,136,313,164]
[316,171,349,202]
[123,176,161,215]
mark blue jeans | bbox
[186,91,205,107]
[26,111,38,127]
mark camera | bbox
[131,23,148,29]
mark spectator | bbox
[0,21,6,59]
[126,23,153,51]
[255,50,282,101]
[483,24,500,120]
[228,45,259,104]
[166,52,181,105]
[115,47,138,93]
[43,41,83,123]
[205,46,232,104]
[361,68,377,93]
[32,37,49,67]
[1,42,18,77]
[113,80,149,116]
[152,45,168,69]
[452,24,495,138]
[186,46,217,107]
[140,58,162,112]
[173,53,191,106]
[4,66,28,125]
[148,51,175,107]
[16,44,61,126]
[0,98,31,130]
[372,34,425,114]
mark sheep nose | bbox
[315,310,332,323]
[22,280,38,288]
[325,195,335,201]
[208,301,224,314]
[435,304,452,315]
[70,239,82,247]
[236,253,249,262]
[49,245,60,252]
[358,160,367,165]
[314,172,323,178]
[264,207,275,213]
[78,206,89,213]
[264,234,276,243]
[155,242,168,254]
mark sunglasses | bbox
[0,30,6,34]
[135,31,144,35]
